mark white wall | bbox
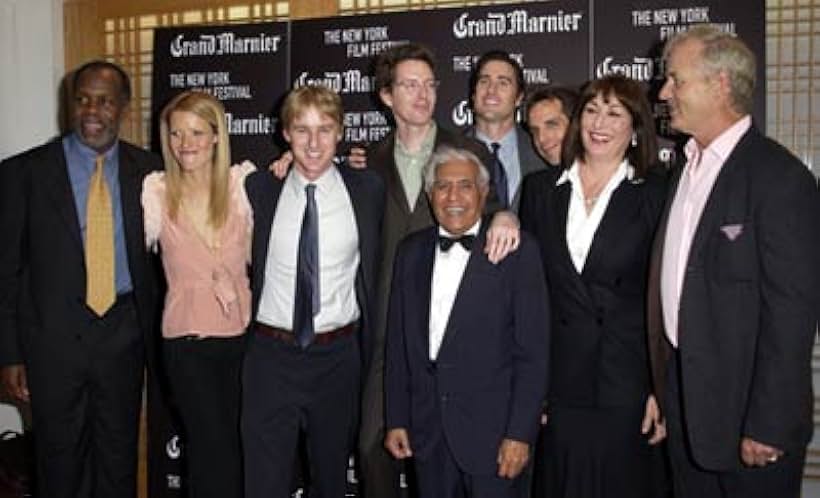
[0,0,63,431]
[0,0,64,160]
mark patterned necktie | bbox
[293,184,319,349]
[491,142,509,209]
[85,155,115,316]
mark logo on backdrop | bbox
[452,9,584,39]
[170,32,283,57]
[595,56,654,81]
[166,435,182,459]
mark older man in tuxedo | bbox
[648,25,819,498]
[384,145,549,498]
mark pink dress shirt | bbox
[142,161,255,339]
[660,116,751,347]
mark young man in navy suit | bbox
[384,145,549,498]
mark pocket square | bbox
[720,223,743,241]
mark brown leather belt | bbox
[254,321,357,346]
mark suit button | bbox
[75,334,82,341]
[441,395,448,403]
[596,318,603,326]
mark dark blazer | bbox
[465,124,547,211]
[385,224,549,475]
[520,167,666,408]
[0,138,161,366]
[244,164,385,369]
[647,126,820,471]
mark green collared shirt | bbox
[394,123,437,210]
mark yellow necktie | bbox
[85,155,115,316]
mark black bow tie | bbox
[438,234,476,252]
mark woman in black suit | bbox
[520,75,667,498]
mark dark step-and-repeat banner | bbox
[148,1,763,497]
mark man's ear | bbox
[379,87,394,109]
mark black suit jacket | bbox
[520,167,666,408]
[244,164,384,370]
[465,124,547,211]
[0,138,161,366]
[647,126,820,471]
[385,224,549,475]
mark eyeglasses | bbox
[393,79,440,94]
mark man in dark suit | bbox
[242,84,384,498]
[524,84,578,170]
[384,145,549,498]
[465,50,547,212]
[0,61,161,498]
[648,25,820,498]
[358,42,519,498]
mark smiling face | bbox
[380,59,437,129]
[284,105,341,181]
[168,110,217,175]
[527,98,569,165]
[580,92,633,165]
[472,59,522,126]
[430,158,488,236]
[72,67,128,153]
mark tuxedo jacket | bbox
[465,124,547,212]
[647,126,820,471]
[519,167,666,408]
[384,224,549,475]
[244,165,384,369]
[0,138,161,367]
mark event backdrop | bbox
[148,1,764,496]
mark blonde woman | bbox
[142,90,254,498]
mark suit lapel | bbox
[685,130,755,265]
[378,134,412,217]
[582,179,639,276]
[436,223,492,356]
[118,144,146,274]
[250,172,283,298]
[43,143,84,252]
[416,230,437,354]
[550,182,593,304]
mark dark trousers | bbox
[27,298,143,498]
[665,352,806,498]
[242,331,360,498]
[358,367,402,498]
[164,334,244,498]
[414,433,519,498]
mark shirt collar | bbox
[475,126,517,150]
[556,158,634,187]
[438,218,481,239]
[684,115,751,166]
[65,132,119,169]
[287,163,340,197]
[395,122,437,158]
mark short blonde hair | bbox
[159,90,231,228]
[281,85,343,130]
[664,24,756,115]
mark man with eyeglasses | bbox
[358,42,520,498]
[465,50,547,212]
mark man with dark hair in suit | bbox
[242,84,384,498]
[649,24,819,498]
[524,84,579,169]
[384,145,549,498]
[0,61,161,498]
[358,42,520,498]
[465,50,547,212]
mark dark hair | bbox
[72,60,132,102]
[373,43,436,94]
[525,84,579,123]
[469,50,525,99]
[562,75,657,178]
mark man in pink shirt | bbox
[648,24,819,498]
